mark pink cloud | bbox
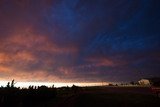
[86,57,115,67]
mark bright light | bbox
[0,81,108,88]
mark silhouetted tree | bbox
[108,83,114,86]
[130,81,135,85]
[6,82,10,88]
[52,84,54,88]
[71,85,79,93]
[11,79,16,88]
[29,85,34,90]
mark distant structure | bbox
[138,79,150,85]
[138,77,160,86]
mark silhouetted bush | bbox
[108,83,114,86]
[0,80,57,107]
[71,85,80,93]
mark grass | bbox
[76,92,160,107]
[0,86,160,107]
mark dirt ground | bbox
[53,86,160,107]
[0,86,160,107]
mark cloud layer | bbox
[0,0,160,82]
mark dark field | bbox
[0,86,160,107]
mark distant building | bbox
[138,79,150,85]
[138,77,160,86]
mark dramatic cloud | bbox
[0,0,160,82]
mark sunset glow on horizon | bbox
[0,81,109,88]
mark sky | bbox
[0,0,160,83]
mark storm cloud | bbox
[0,0,160,82]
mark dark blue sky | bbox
[0,0,160,82]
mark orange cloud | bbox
[0,65,60,82]
[86,57,115,67]
[0,28,79,82]
[0,51,37,65]
[3,28,78,54]
[57,66,75,76]
[0,53,10,64]
[14,51,36,62]
[12,70,59,82]
[0,65,12,73]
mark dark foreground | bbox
[0,86,160,107]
